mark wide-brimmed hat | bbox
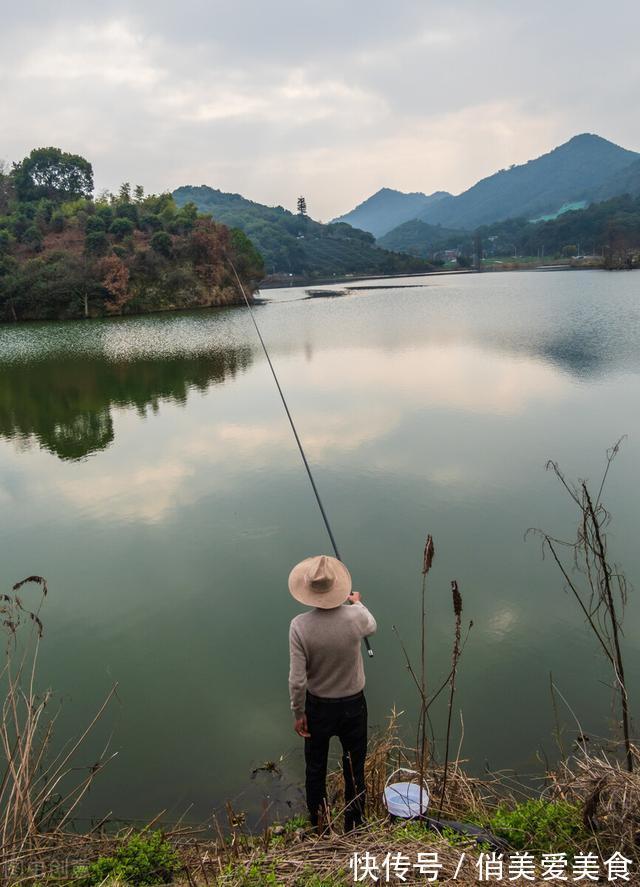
[288,555,352,609]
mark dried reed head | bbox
[451,580,462,618]
[422,534,435,576]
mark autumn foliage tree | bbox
[99,255,131,314]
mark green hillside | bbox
[382,194,640,265]
[479,194,640,260]
[595,157,640,201]
[173,185,433,278]
[418,134,639,229]
[0,148,263,322]
[377,219,467,257]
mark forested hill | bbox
[173,185,433,278]
[380,194,640,265]
[0,148,264,322]
[337,134,640,235]
[417,134,639,229]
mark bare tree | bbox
[529,438,634,771]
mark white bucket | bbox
[383,768,429,818]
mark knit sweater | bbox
[288,602,377,718]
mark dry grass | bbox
[0,578,116,883]
[325,709,499,828]
[550,745,640,860]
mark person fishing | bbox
[288,555,377,832]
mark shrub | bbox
[50,211,65,233]
[73,831,180,886]
[85,230,110,257]
[150,231,173,257]
[488,799,589,852]
[140,213,164,233]
[23,225,44,251]
[110,217,135,241]
[85,215,106,234]
[0,230,12,253]
[115,202,139,225]
[95,204,114,227]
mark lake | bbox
[1,269,639,828]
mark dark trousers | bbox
[304,691,367,830]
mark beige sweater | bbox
[288,602,377,718]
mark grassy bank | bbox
[9,723,639,885]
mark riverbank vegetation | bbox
[0,148,264,322]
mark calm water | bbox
[1,269,639,826]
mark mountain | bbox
[331,188,451,238]
[594,156,640,202]
[380,194,640,265]
[416,134,639,229]
[377,219,467,257]
[337,135,640,244]
[173,185,433,278]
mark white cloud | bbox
[18,21,162,87]
[1,1,640,218]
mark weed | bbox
[72,831,180,886]
[487,799,589,852]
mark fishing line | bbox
[226,257,373,657]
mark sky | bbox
[2,0,640,220]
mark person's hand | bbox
[348,591,361,604]
[294,714,310,738]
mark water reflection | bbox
[0,348,253,460]
[0,273,639,823]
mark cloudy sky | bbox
[2,0,640,219]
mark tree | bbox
[84,231,109,257]
[140,213,163,233]
[134,185,145,203]
[109,218,134,241]
[99,255,131,314]
[0,160,14,214]
[12,148,93,203]
[118,182,131,203]
[23,225,44,252]
[297,196,307,216]
[150,231,173,258]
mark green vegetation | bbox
[487,799,588,853]
[0,148,263,322]
[173,185,434,279]
[377,219,466,256]
[73,831,180,886]
[380,194,640,266]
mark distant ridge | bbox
[417,134,639,229]
[332,187,450,238]
[336,134,640,245]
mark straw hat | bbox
[288,555,352,609]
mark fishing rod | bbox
[226,257,373,657]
